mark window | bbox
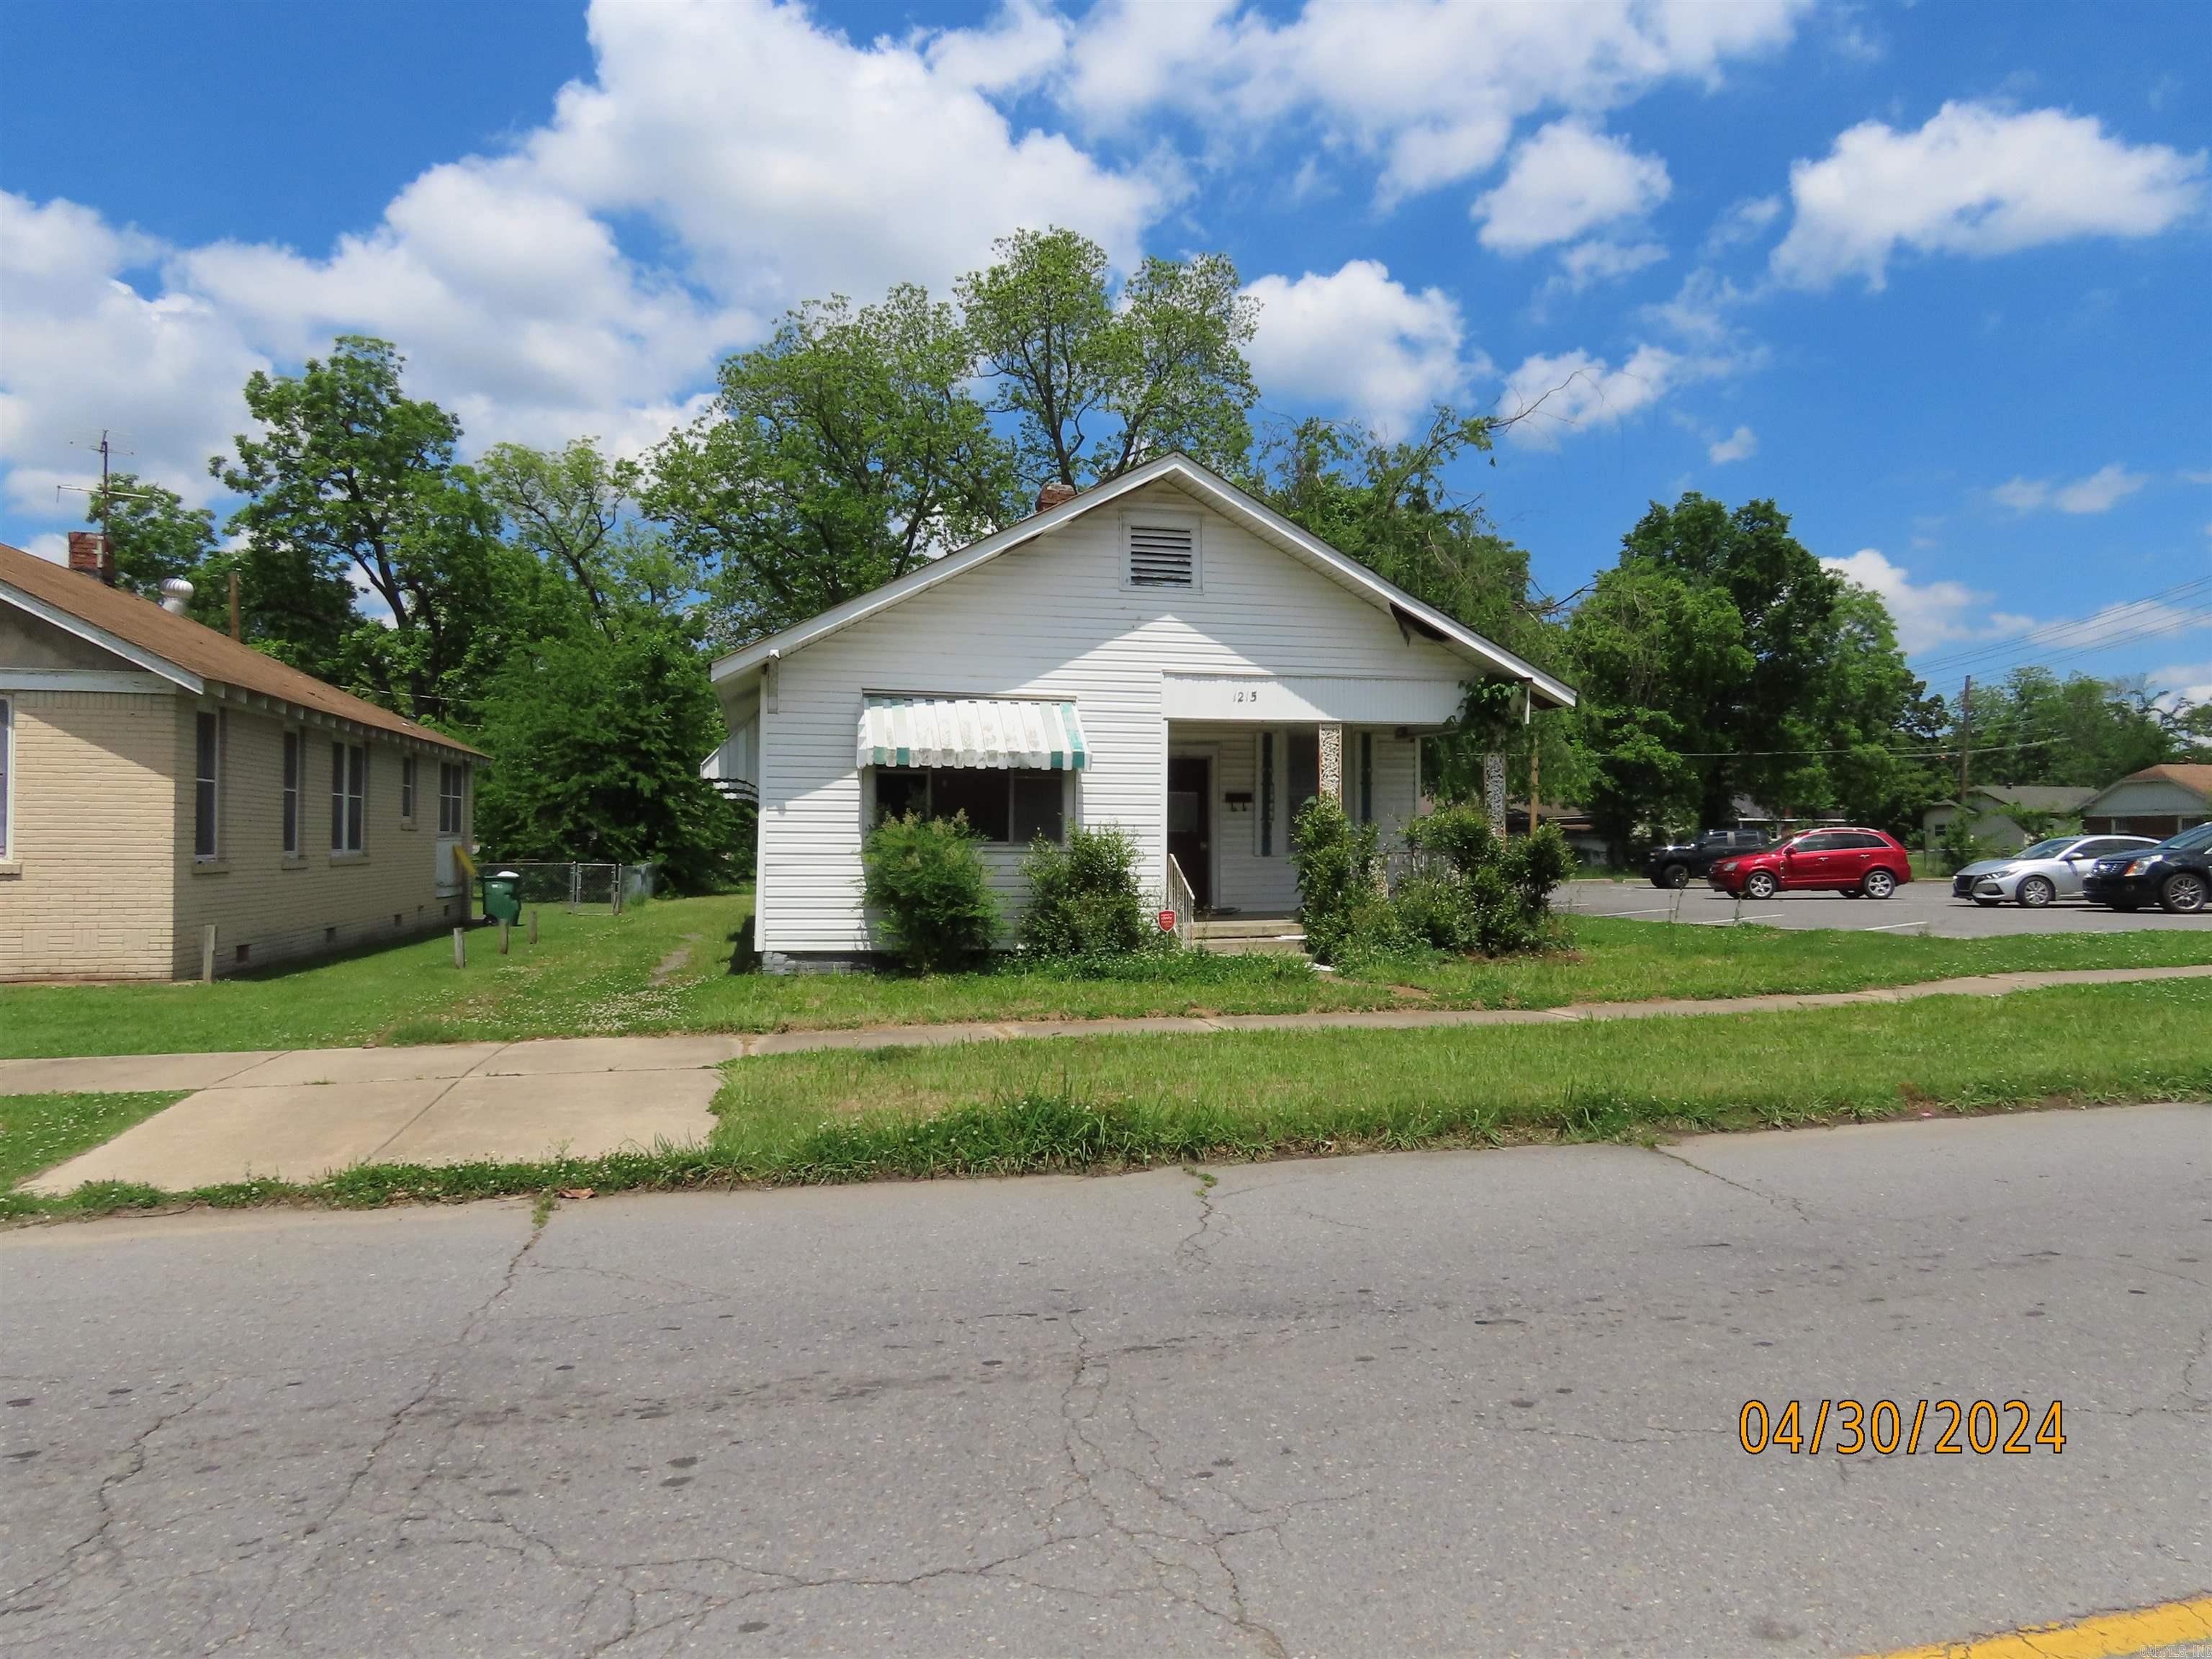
[331,742,366,853]
[872,768,1064,845]
[1791,831,1848,853]
[1258,732,1279,855]
[0,698,12,860]
[1125,518,1197,589]
[282,731,301,856]
[194,711,222,859]
[1285,730,1319,846]
[400,755,417,822]
[1835,832,1889,850]
[439,763,466,835]
[1358,732,1373,824]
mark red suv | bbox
[1707,827,1912,901]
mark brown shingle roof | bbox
[2113,763,2212,799]
[1,541,482,755]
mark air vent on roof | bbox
[1127,522,1196,588]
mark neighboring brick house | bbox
[1,539,482,981]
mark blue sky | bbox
[4,0,2208,706]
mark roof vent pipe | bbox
[159,577,194,615]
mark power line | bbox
[1913,573,2212,678]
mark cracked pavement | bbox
[1,1104,2206,1657]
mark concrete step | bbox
[1199,934,1310,956]
[1191,916,1303,939]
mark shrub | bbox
[861,812,999,972]
[1289,794,1382,963]
[1936,817,1990,876]
[1019,822,1160,958]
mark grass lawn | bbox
[0,888,2206,1059]
[9,980,2202,1220]
[0,1092,186,1213]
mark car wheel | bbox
[2159,871,2209,914]
[1862,868,1897,900]
[1744,870,1779,900]
[1659,863,1689,889]
[2016,875,2055,909]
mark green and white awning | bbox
[859,697,1088,770]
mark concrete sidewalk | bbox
[12,961,2207,1195]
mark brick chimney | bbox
[66,531,114,584]
[1035,481,1079,513]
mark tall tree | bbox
[80,472,220,613]
[210,336,505,721]
[477,438,696,635]
[642,286,1019,645]
[959,227,1259,488]
[1962,667,2185,788]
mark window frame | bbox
[400,754,417,825]
[1358,731,1374,824]
[194,709,223,861]
[331,740,367,855]
[1259,731,1275,858]
[438,761,467,836]
[282,729,302,858]
[869,765,1066,847]
[1119,510,1203,594]
[0,696,13,863]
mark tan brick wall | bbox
[168,700,472,977]
[0,689,472,981]
[0,690,180,979]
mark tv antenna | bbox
[55,431,158,548]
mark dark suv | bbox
[2082,821,2212,913]
[1645,827,1770,889]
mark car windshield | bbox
[2016,838,2074,859]
[2156,822,2212,853]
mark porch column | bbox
[1317,723,1344,802]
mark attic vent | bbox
[1127,522,1197,588]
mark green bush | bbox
[862,812,999,972]
[1289,794,1383,963]
[1019,822,1161,958]
[1936,816,1990,876]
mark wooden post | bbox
[499,920,511,955]
[613,864,624,917]
[452,927,466,968]
[528,908,539,945]
[200,924,217,984]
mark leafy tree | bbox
[643,286,1019,645]
[478,439,697,634]
[471,624,742,892]
[959,227,1259,487]
[1961,667,2185,787]
[1812,583,1947,835]
[210,336,506,721]
[81,472,219,609]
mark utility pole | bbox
[1959,675,1973,801]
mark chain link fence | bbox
[480,860,655,914]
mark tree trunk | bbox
[1483,752,1507,840]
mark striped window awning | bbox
[858,697,1089,770]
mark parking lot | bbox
[1559,877,2211,938]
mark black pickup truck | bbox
[1645,827,1771,888]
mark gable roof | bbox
[0,541,482,756]
[1966,783,2098,811]
[2086,763,2212,804]
[709,452,1578,709]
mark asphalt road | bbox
[1560,877,2212,938]
[3,1105,2207,1658]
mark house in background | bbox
[2078,764,2212,839]
[708,453,1575,971]
[1921,783,2098,851]
[1,539,482,981]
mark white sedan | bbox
[1951,834,2160,907]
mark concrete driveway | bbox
[1,1104,2205,1658]
[1560,876,2212,938]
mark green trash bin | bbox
[480,869,523,925]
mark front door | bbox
[1166,755,1213,911]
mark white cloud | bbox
[1062,0,1804,207]
[1474,122,1671,252]
[1708,424,1757,464]
[1773,101,2207,290]
[2146,661,2212,715]
[1498,343,1689,447]
[1992,463,2148,515]
[1701,193,1782,255]
[1555,240,1669,291]
[1821,549,2032,654]
[1243,261,1480,436]
[22,533,67,565]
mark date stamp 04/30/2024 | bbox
[1738,1398,2066,1456]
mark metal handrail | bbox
[1164,853,1196,949]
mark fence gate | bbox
[494,861,626,914]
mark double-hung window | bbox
[281,731,302,856]
[194,711,223,860]
[438,762,466,835]
[400,755,417,823]
[331,741,367,854]
[0,697,13,860]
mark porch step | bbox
[1191,916,1307,956]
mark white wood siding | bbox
[755,480,1470,955]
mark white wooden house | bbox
[709,453,1576,970]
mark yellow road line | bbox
[1859,1595,2212,1659]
